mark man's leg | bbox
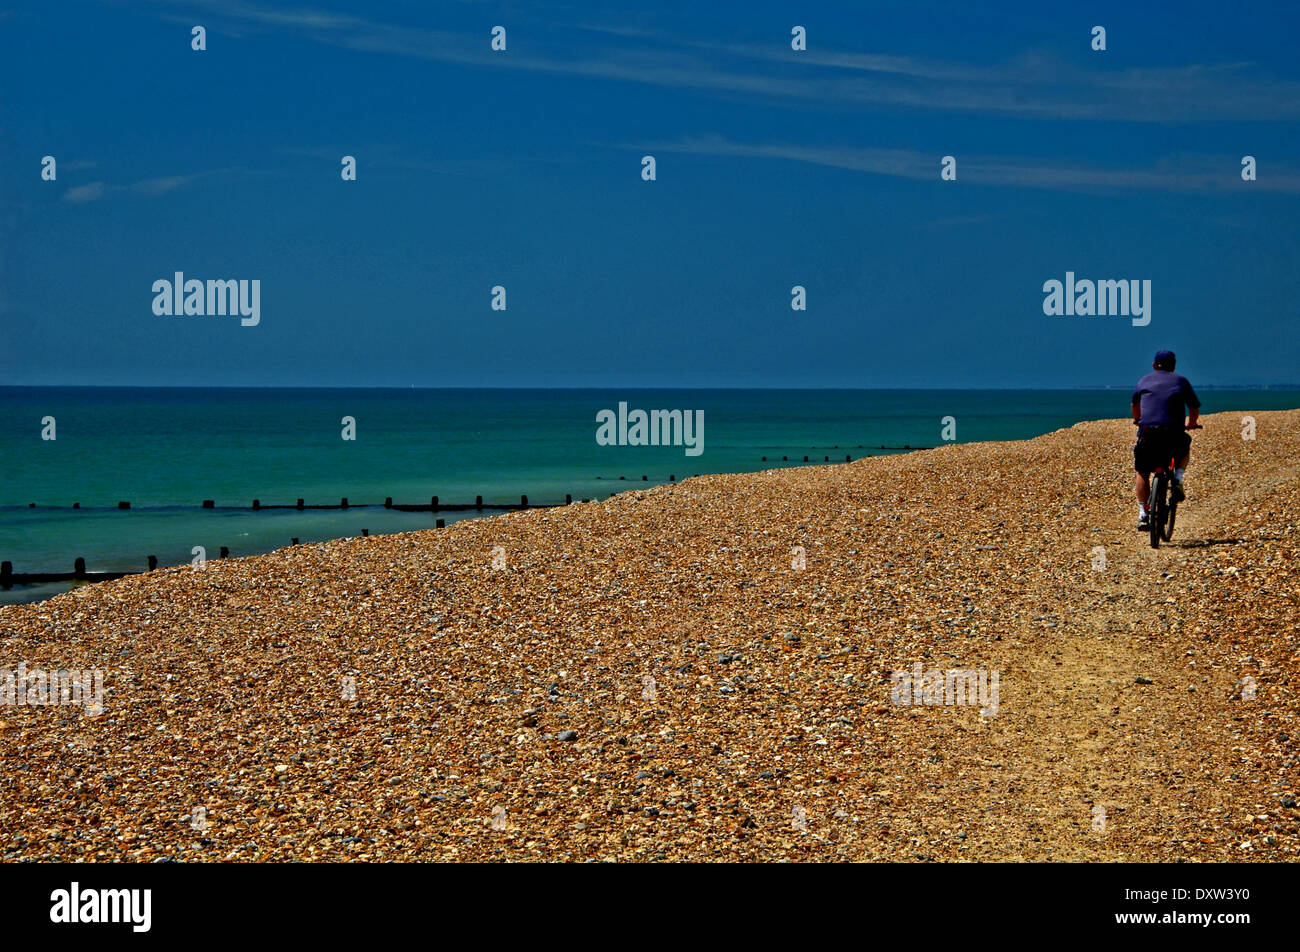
[1133,434,1151,527]
[1134,471,1150,526]
[1135,473,1149,504]
[1171,436,1191,502]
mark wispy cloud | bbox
[634,136,1300,194]
[576,22,1300,122]
[135,1,1300,123]
[62,170,222,203]
[272,146,572,177]
[129,173,208,195]
[62,182,105,203]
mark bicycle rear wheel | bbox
[1163,498,1178,542]
[1149,475,1164,549]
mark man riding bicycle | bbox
[1132,350,1200,531]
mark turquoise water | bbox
[3,387,1298,604]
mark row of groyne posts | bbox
[0,450,921,587]
[2,488,635,586]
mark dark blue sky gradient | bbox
[2,0,1298,387]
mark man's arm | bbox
[1183,378,1201,428]
[1132,401,1142,424]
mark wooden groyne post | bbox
[2,556,161,586]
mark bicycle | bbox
[1146,423,1201,549]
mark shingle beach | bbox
[2,409,1297,861]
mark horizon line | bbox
[3,384,1300,392]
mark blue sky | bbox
[2,0,1298,388]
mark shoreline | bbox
[0,448,929,606]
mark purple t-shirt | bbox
[1132,371,1200,429]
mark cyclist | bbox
[1132,350,1200,531]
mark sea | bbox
[3,387,1298,605]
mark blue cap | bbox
[1154,350,1176,365]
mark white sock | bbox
[1174,467,1185,481]
[1138,503,1148,518]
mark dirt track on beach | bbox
[2,409,1297,861]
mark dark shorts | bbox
[1134,426,1191,474]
